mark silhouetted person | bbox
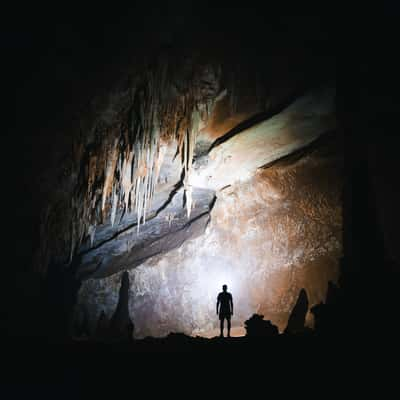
[216,284,233,337]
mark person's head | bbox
[222,284,227,292]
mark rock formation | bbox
[108,271,134,342]
[244,314,279,337]
[14,12,343,340]
[284,288,309,335]
[76,132,342,338]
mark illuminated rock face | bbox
[27,29,340,337]
[77,135,342,337]
[16,15,346,341]
[192,86,336,190]
[76,187,215,280]
[73,87,335,281]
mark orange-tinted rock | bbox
[77,133,343,337]
[192,86,336,190]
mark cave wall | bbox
[8,11,343,340]
[8,8,400,343]
[26,16,335,279]
[76,134,342,338]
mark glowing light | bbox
[188,256,253,337]
[196,265,236,299]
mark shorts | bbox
[219,312,231,321]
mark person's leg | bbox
[227,317,231,337]
[220,317,224,337]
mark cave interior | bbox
[4,6,400,358]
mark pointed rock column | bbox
[108,271,134,341]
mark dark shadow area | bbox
[244,314,279,337]
[4,7,400,391]
[284,289,309,335]
[107,271,134,342]
[307,9,400,345]
[72,271,134,343]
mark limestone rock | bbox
[76,134,342,338]
[108,271,134,342]
[76,188,215,279]
[192,86,336,190]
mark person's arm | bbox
[216,295,220,315]
[230,294,233,315]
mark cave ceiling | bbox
[27,17,338,282]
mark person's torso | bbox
[218,292,232,311]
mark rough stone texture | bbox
[73,86,335,282]
[76,188,215,280]
[29,45,335,277]
[72,85,336,287]
[192,86,336,190]
[9,13,354,344]
[76,134,342,337]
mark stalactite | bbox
[35,55,284,275]
[120,148,134,214]
[53,60,222,271]
[88,225,96,247]
[110,186,118,227]
[70,213,76,263]
[182,108,200,218]
[101,137,119,215]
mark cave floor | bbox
[198,326,246,338]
